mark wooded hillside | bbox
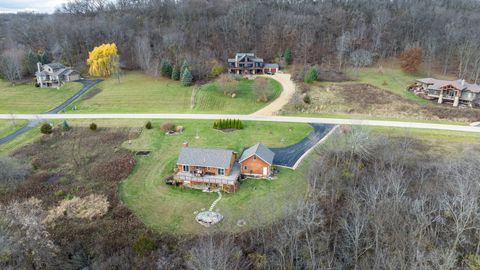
[1,0,480,80]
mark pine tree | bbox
[181,67,193,86]
[284,48,293,65]
[25,50,39,75]
[160,60,173,77]
[238,120,243,129]
[38,51,49,64]
[62,120,70,131]
[171,66,180,80]
[304,66,318,84]
[180,60,189,75]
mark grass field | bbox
[348,61,430,105]
[118,119,312,234]
[0,120,28,138]
[67,72,282,114]
[194,78,281,114]
[0,79,82,114]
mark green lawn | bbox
[0,120,28,138]
[369,126,480,143]
[194,78,281,114]
[348,61,430,105]
[67,72,282,114]
[118,119,312,234]
[0,79,82,114]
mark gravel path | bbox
[209,191,222,211]
[0,79,101,145]
[251,73,296,116]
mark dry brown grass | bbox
[295,83,480,122]
[45,194,109,223]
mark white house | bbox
[35,62,80,88]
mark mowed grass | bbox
[68,72,282,114]
[67,72,193,113]
[118,119,312,234]
[0,79,82,113]
[194,78,281,114]
[0,120,28,138]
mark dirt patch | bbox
[289,83,480,122]
[317,69,351,82]
[218,128,239,133]
[82,88,102,100]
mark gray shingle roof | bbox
[46,63,66,70]
[417,78,480,93]
[239,143,274,165]
[177,147,234,168]
[264,63,279,69]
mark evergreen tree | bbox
[181,67,193,86]
[160,60,173,77]
[62,120,70,131]
[25,50,39,75]
[180,60,189,75]
[171,66,180,80]
[304,66,318,84]
[38,51,49,64]
[238,120,243,129]
[284,48,293,65]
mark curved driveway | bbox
[0,79,101,145]
[252,73,296,116]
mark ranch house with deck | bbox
[172,142,276,192]
[409,78,480,107]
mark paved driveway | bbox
[0,79,101,145]
[270,123,336,168]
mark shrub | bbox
[133,237,156,256]
[303,94,311,104]
[304,66,318,84]
[145,121,153,129]
[171,66,180,80]
[217,74,238,96]
[213,119,243,130]
[40,123,53,134]
[90,123,97,131]
[253,78,273,102]
[160,60,173,77]
[160,122,175,132]
[210,62,225,77]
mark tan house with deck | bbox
[409,78,480,107]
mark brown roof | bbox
[417,78,480,93]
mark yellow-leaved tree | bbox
[87,43,120,78]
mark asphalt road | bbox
[2,114,479,133]
[271,123,336,168]
[0,79,101,145]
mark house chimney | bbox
[462,79,465,86]
[37,62,42,73]
[182,141,189,148]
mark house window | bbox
[244,166,247,170]
[253,155,256,160]
[218,168,225,175]
[183,165,189,172]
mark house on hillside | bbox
[227,53,279,75]
[173,142,241,192]
[409,78,480,107]
[35,62,80,88]
[172,142,276,192]
[239,143,275,178]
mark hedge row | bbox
[213,119,243,130]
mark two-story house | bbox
[35,62,80,88]
[227,53,279,75]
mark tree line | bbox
[1,0,480,83]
